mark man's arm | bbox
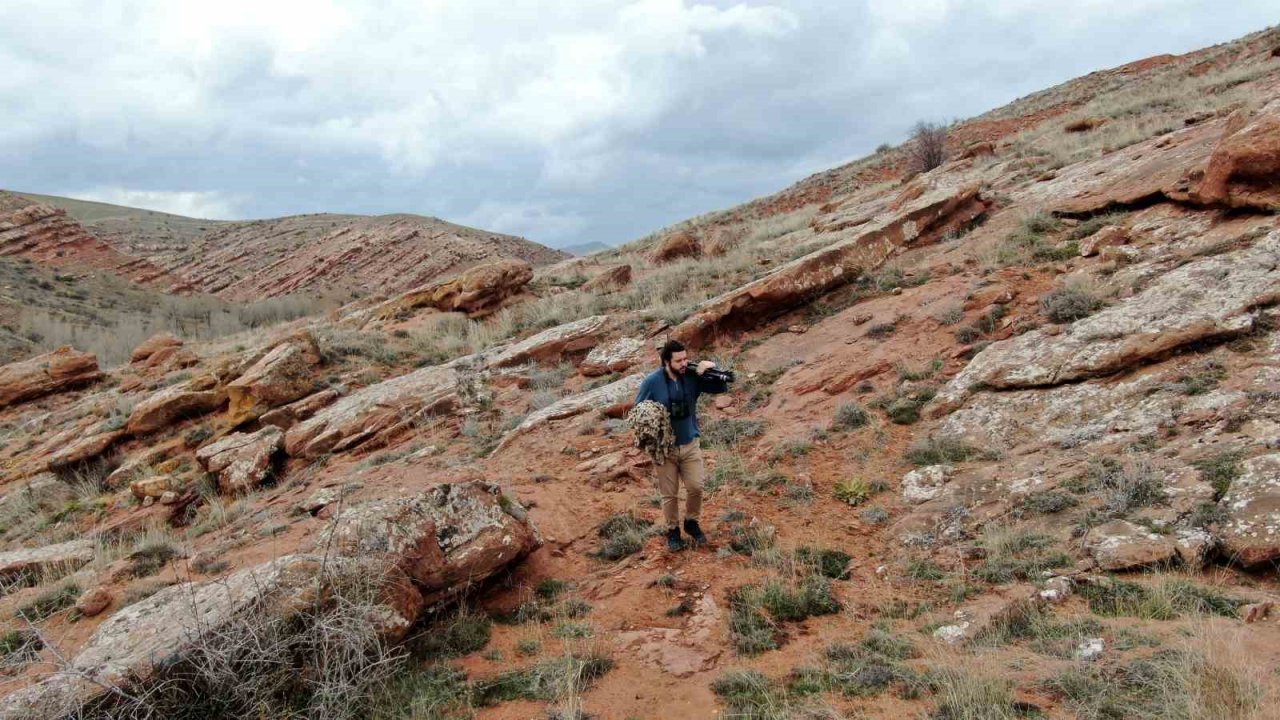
[635,375,657,405]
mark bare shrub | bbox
[907,121,949,174]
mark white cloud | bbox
[0,0,1275,248]
[458,201,588,244]
[66,188,242,220]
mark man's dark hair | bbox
[660,339,686,365]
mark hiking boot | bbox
[666,526,687,552]
[683,518,708,546]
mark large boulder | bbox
[284,363,461,458]
[650,231,701,264]
[195,426,284,493]
[672,180,989,347]
[259,388,341,430]
[491,372,644,455]
[0,483,539,720]
[1220,453,1280,567]
[126,376,227,435]
[933,230,1280,415]
[1193,100,1280,211]
[484,315,608,369]
[129,333,182,365]
[0,347,102,408]
[580,337,650,377]
[45,430,126,471]
[311,482,541,605]
[0,540,95,583]
[371,259,533,321]
[0,554,420,720]
[225,332,322,425]
[581,264,632,293]
[1086,519,1179,571]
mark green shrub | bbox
[1192,451,1242,500]
[1041,286,1103,323]
[15,582,80,622]
[410,611,492,658]
[728,587,781,655]
[760,577,841,621]
[700,418,767,448]
[905,437,989,466]
[472,653,614,706]
[794,547,853,580]
[832,402,870,430]
[1021,490,1079,514]
[592,513,656,560]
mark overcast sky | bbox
[1,1,1274,249]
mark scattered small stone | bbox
[1242,601,1274,623]
[75,587,113,617]
[933,623,970,644]
[1075,638,1105,662]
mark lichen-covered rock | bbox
[310,482,540,604]
[673,180,989,347]
[484,315,608,369]
[127,376,226,435]
[195,426,284,493]
[934,231,1280,415]
[284,363,461,458]
[225,332,322,425]
[581,264,632,293]
[1220,453,1280,567]
[580,337,649,377]
[371,259,533,321]
[0,540,95,582]
[0,347,102,408]
[902,465,953,504]
[0,554,422,720]
[491,373,644,455]
[1086,519,1178,571]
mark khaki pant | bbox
[655,442,704,529]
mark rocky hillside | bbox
[0,24,1278,720]
[16,192,570,303]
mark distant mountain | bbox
[558,241,612,257]
[14,192,569,302]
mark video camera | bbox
[700,364,735,384]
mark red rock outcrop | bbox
[0,193,180,289]
[195,426,284,493]
[1220,454,1280,567]
[0,346,102,408]
[581,264,632,293]
[371,259,533,321]
[129,333,183,364]
[126,375,226,435]
[225,332,322,425]
[650,231,702,263]
[1193,101,1280,210]
[673,181,990,347]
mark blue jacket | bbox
[635,367,730,446]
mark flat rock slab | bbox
[225,332,322,425]
[0,539,95,581]
[484,315,608,369]
[934,230,1280,414]
[126,378,226,436]
[0,347,102,408]
[672,177,990,347]
[1086,519,1179,571]
[1221,453,1280,567]
[284,363,461,458]
[491,372,644,455]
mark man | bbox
[634,339,731,551]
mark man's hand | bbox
[695,360,716,375]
